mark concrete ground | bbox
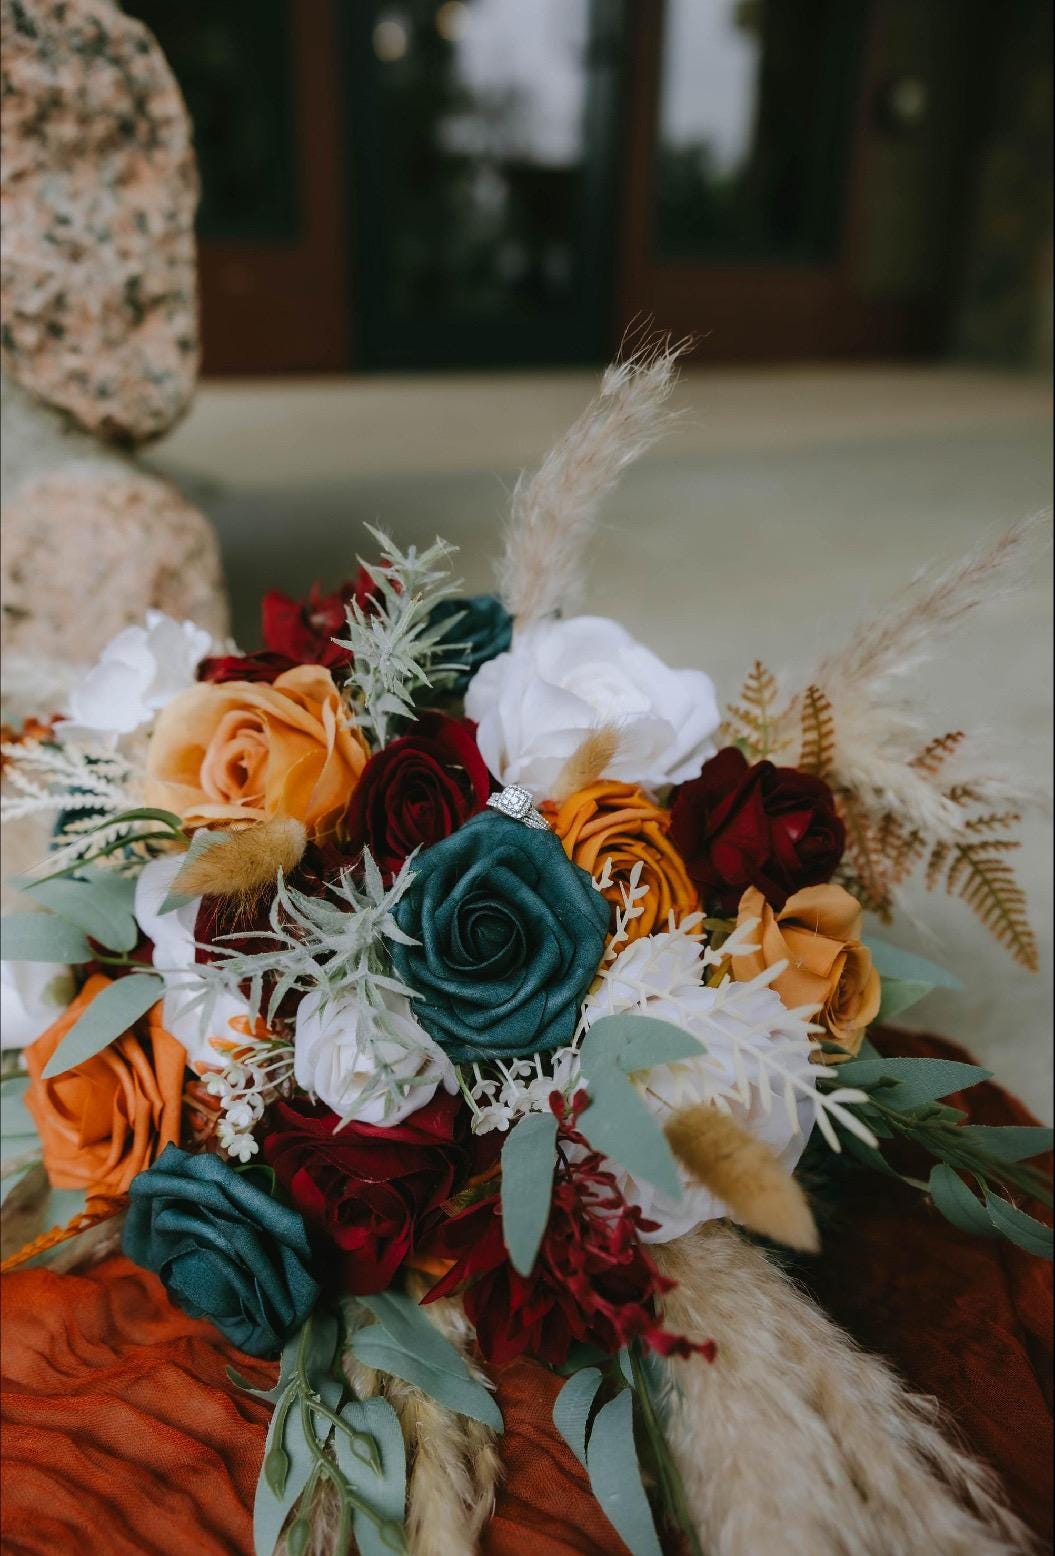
[146,364,1053,1118]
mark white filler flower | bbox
[464,615,720,795]
[0,958,75,1048]
[59,611,213,739]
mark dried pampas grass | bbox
[654,1224,1037,1556]
[498,335,686,626]
[665,1105,819,1252]
[172,816,307,903]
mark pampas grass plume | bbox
[665,1104,819,1252]
[172,816,307,902]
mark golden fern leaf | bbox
[930,835,1038,970]
[911,731,966,776]
[797,684,835,777]
[925,838,950,892]
[878,813,926,886]
[836,792,893,916]
[721,660,781,761]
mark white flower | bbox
[58,611,212,739]
[293,987,457,1127]
[0,958,75,1049]
[134,855,250,1069]
[582,929,817,1241]
[464,615,720,796]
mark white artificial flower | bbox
[464,615,720,796]
[582,929,817,1241]
[58,611,213,740]
[0,958,75,1049]
[134,854,250,1069]
[293,987,456,1127]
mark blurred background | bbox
[124,0,1051,1109]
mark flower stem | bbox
[628,1342,704,1556]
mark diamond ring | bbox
[485,784,550,830]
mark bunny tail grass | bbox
[172,816,307,902]
[498,333,687,626]
[550,726,621,801]
[665,1105,819,1251]
[654,1225,1037,1556]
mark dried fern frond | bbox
[797,684,835,777]
[835,791,895,917]
[912,730,967,777]
[498,334,687,625]
[719,660,789,762]
[931,830,1038,970]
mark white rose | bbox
[134,855,249,1069]
[1,958,76,1049]
[583,932,816,1241]
[464,616,720,796]
[59,611,213,739]
[293,988,456,1127]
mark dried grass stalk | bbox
[655,1224,1036,1556]
[498,335,686,625]
[550,727,620,801]
[172,817,307,903]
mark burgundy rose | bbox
[261,1092,478,1294]
[669,746,845,913]
[346,712,490,880]
[198,568,382,685]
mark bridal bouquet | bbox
[1,347,1050,1556]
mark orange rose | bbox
[24,975,187,1198]
[144,664,368,838]
[731,884,881,1060]
[542,780,700,943]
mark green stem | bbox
[628,1343,704,1556]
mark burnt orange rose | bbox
[542,780,700,943]
[731,884,881,1060]
[24,975,187,1198]
[144,665,368,838]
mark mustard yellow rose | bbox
[541,780,700,943]
[145,665,368,838]
[732,883,881,1060]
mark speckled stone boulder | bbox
[0,0,199,443]
[1,467,228,659]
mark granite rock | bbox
[0,0,199,443]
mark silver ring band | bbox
[486,785,550,831]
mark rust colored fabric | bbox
[1,1029,1051,1556]
[24,975,187,1198]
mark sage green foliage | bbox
[350,1290,503,1431]
[501,1111,558,1275]
[819,1040,1052,1258]
[42,973,164,1079]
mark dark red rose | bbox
[346,712,491,880]
[262,1092,477,1294]
[198,568,383,685]
[669,746,845,913]
[423,1097,710,1368]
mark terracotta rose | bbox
[732,884,881,1059]
[144,665,368,838]
[542,780,700,943]
[24,975,187,1198]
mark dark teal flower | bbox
[428,594,513,694]
[391,812,609,1064]
[122,1145,319,1357]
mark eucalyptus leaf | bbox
[26,872,138,953]
[864,938,962,989]
[253,1385,314,1556]
[353,1293,503,1431]
[836,1056,990,1111]
[501,1111,558,1275]
[552,1367,603,1469]
[956,1125,1053,1163]
[1,913,92,964]
[928,1164,997,1238]
[1,1075,36,1153]
[581,1013,704,1076]
[984,1192,1054,1258]
[42,974,165,1079]
[334,1397,409,1556]
[577,1069,683,1200]
[876,977,939,1023]
[585,1389,663,1556]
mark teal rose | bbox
[428,594,513,694]
[122,1145,319,1357]
[391,812,609,1063]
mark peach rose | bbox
[144,665,368,838]
[732,884,881,1060]
[542,780,700,943]
[25,975,187,1198]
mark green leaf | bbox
[552,1367,603,1469]
[352,1292,503,1431]
[1,1076,37,1155]
[26,873,139,953]
[42,974,165,1079]
[577,1069,683,1200]
[334,1398,409,1556]
[984,1192,1054,1258]
[582,1013,705,1076]
[864,938,962,989]
[253,1385,314,1556]
[956,1125,1053,1163]
[836,1056,990,1111]
[0,913,92,963]
[928,1164,997,1238]
[585,1389,663,1556]
[876,976,939,1022]
[501,1112,558,1275]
